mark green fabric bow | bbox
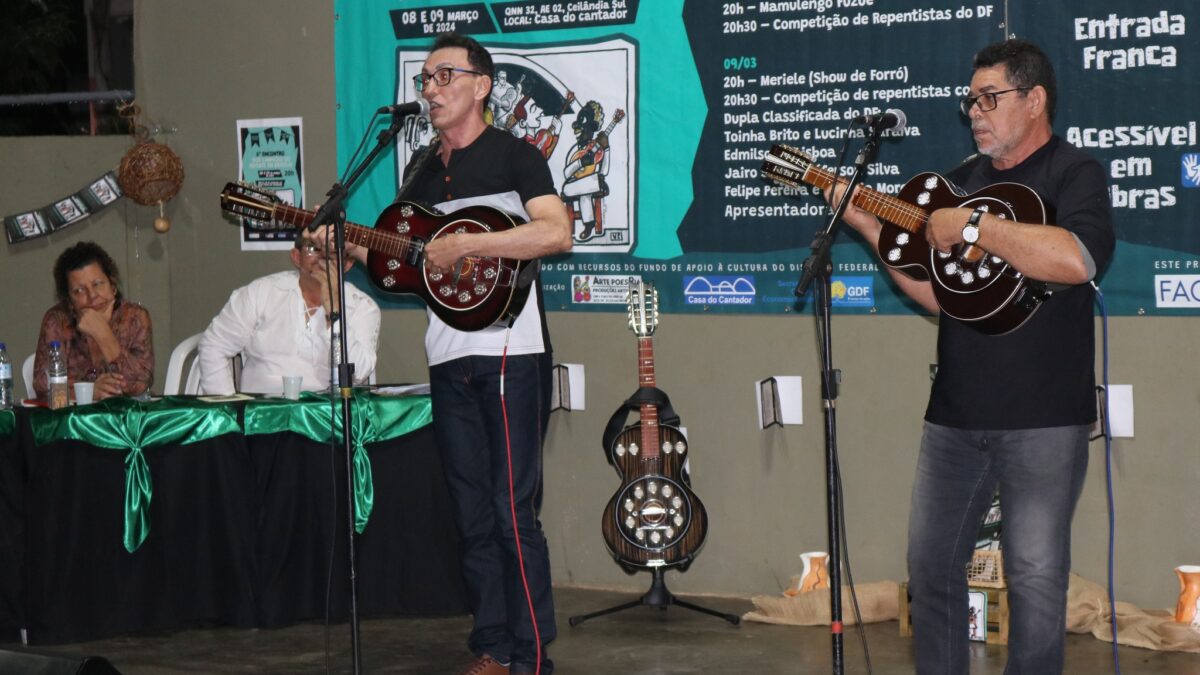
[243,391,432,533]
[30,396,242,552]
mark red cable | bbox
[500,343,542,675]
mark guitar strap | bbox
[601,386,682,462]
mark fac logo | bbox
[1182,154,1200,187]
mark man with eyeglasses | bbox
[326,32,570,675]
[829,39,1114,674]
[196,232,380,395]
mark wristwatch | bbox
[962,208,985,244]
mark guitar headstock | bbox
[626,278,659,338]
[760,144,816,191]
[219,182,282,230]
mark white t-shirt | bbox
[423,192,546,367]
[198,271,381,394]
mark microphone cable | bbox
[1093,283,1122,675]
[499,327,544,675]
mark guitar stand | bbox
[567,567,741,627]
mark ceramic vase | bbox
[1175,565,1200,627]
[799,551,830,592]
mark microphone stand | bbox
[308,110,412,675]
[795,122,884,675]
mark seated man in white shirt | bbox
[198,233,381,394]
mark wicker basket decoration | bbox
[117,103,184,232]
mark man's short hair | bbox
[973,38,1057,123]
[431,32,494,80]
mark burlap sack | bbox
[743,579,900,626]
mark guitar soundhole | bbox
[423,219,505,311]
[930,197,1014,293]
[615,476,690,551]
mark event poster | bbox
[236,117,306,251]
[335,0,1200,317]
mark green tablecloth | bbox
[27,392,433,551]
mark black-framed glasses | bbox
[959,87,1030,116]
[412,66,484,92]
[296,242,331,258]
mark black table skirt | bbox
[0,411,468,644]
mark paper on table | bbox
[374,384,431,396]
[197,393,255,403]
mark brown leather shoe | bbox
[458,654,509,675]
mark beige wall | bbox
[0,1,1195,612]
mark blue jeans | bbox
[907,423,1089,675]
[430,352,556,673]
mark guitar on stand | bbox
[568,279,739,628]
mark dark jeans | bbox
[430,352,556,673]
[907,422,1089,675]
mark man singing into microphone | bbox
[829,39,1113,674]
[325,32,570,675]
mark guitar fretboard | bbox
[637,336,660,461]
[271,203,419,259]
[765,150,929,233]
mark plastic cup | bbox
[73,382,95,405]
[282,375,302,400]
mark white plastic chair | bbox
[22,353,35,400]
[163,333,203,395]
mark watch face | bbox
[963,224,979,244]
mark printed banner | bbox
[4,171,123,244]
[334,0,1200,317]
[236,117,306,251]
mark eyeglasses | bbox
[69,278,111,298]
[412,66,484,92]
[297,243,331,258]
[959,87,1030,116]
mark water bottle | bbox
[48,341,70,410]
[330,330,342,389]
[0,343,12,410]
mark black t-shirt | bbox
[403,125,556,208]
[926,136,1115,429]
[401,125,558,354]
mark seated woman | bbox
[33,241,154,401]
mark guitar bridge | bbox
[408,239,425,267]
[496,263,519,288]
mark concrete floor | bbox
[14,586,1200,674]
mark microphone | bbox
[376,99,430,117]
[853,108,906,131]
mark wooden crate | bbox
[899,581,1010,645]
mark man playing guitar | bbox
[829,39,1114,674]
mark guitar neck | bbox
[271,203,417,259]
[637,337,660,458]
[784,160,928,233]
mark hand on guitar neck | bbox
[823,182,941,314]
[307,212,368,266]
